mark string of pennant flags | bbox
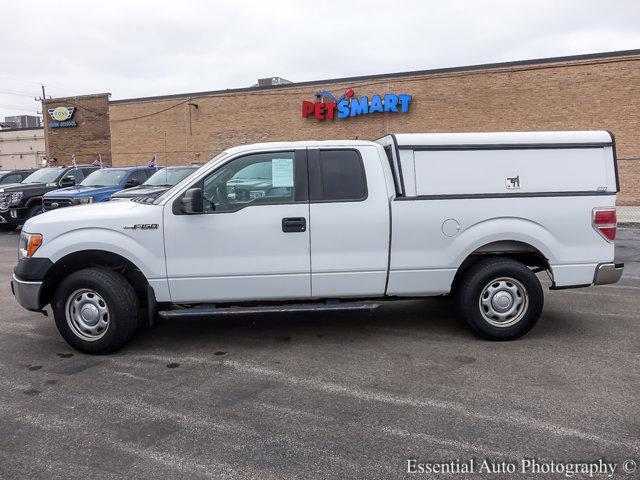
[63,153,159,168]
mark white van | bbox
[13,131,623,353]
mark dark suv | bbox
[0,165,98,229]
[0,170,33,185]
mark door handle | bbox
[282,217,306,233]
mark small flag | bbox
[92,154,102,168]
[71,153,77,169]
[148,153,157,168]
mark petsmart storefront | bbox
[42,50,640,204]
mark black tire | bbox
[456,257,543,340]
[0,224,14,232]
[52,268,139,354]
[27,203,44,218]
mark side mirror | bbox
[59,176,75,187]
[125,179,141,188]
[181,187,203,214]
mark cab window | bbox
[201,151,298,213]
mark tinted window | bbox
[201,152,296,213]
[130,171,148,185]
[0,174,20,184]
[65,168,86,183]
[314,150,366,201]
[82,167,98,178]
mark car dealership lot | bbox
[0,229,638,479]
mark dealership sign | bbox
[47,106,77,128]
[302,88,412,121]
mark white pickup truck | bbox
[12,131,623,353]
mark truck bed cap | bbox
[389,131,613,147]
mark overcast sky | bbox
[1,0,639,121]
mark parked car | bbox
[0,169,34,185]
[0,165,98,229]
[42,166,158,211]
[12,131,623,354]
[110,165,199,201]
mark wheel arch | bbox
[452,239,551,293]
[25,196,43,209]
[41,249,150,309]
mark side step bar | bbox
[157,301,381,320]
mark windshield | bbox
[153,153,228,204]
[144,167,198,186]
[21,168,65,184]
[81,169,129,187]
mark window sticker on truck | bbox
[302,87,412,121]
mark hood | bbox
[43,185,120,198]
[111,185,169,199]
[0,182,48,194]
[0,182,29,192]
[23,199,162,234]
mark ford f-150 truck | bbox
[12,131,623,354]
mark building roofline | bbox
[109,48,640,105]
[44,93,111,103]
[0,126,44,133]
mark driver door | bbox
[163,150,311,303]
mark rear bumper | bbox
[11,274,44,311]
[593,262,624,285]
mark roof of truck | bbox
[387,131,613,146]
[224,140,376,155]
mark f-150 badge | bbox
[123,224,158,230]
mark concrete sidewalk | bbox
[618,205,640,225]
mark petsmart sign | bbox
[302,87,412,121]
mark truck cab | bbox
[12,132,623,353]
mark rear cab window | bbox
[309,149,367,202]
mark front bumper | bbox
[593,262,624,285]
[11,274,44,311]
[0,207,27,226]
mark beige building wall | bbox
[0,128,45,170]
[108,52,640,204]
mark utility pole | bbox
[36,84,49,162]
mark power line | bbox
[0,89,38,97]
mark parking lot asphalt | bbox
[0,228,638,480]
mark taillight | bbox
[592,208,617,242]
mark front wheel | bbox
[27,204,44,218]
[456,258,543,340]
[52,268,139,354]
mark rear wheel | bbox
[52,268,139,354]
[456,257,543,340]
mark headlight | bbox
[78,197,94,204]
[18,232,42,260]
[9,192,23,205]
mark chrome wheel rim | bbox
[478,277,528,327]
[65,289,110,341]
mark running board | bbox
[157,301,382,320]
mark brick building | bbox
[43,49,640,204]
